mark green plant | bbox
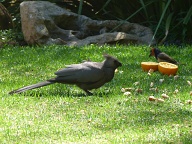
[75,0,192,43]
[0,29,15,42]
[0,29,24,45]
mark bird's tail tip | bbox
[8,80,54,95]
[8,91,14,95]
[8,90,19,95]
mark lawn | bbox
[0,44,192,143]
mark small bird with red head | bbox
[149,48,178,64]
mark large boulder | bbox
[20,1,156,46]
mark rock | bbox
[0,3,13,30]
[69,32,151,46]
[20,1,155,46]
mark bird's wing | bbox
[54,62,104,83]
[158,52,177,63]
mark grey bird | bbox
[9,54,122,95]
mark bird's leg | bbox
[84,90,93,96]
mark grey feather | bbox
[9,54,122,95]
[9,81,53,94]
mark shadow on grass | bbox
[15,86,113,98]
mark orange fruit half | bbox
[158,62,178,75]
[141,62,159,72]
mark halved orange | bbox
[158,62,178,75]
[141,62,159,72]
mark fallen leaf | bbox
[149,87,158,92]
[148,69,154,75]
[148,69,154,73]
[133,82,139,86]
[121,87,134,92]
[149,96,156,101]
[119,71,124,74]
[157,98,165,103]
[174,75,179,80]
[187,80,191,86]
[161,93,169,99]
[174,89,179,94]
[150,82,154,87]
[186,100,192,104]
[135,88,143,93]
[123,91,131,96]
[88,118,92,123]
[134,98,139,103]
[148,72,151,76]
[159,79,164,83]
[121,88,126,92]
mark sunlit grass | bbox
[0,44,192,143]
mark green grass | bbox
[0,44,192,143]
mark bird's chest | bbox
[104,69,114,82]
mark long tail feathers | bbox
[9,81,54,95]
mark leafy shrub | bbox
[0,29,24,46]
